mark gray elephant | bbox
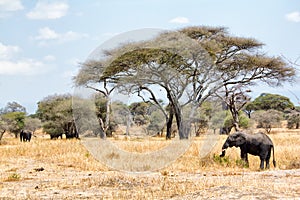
[20,130,32,142]
[220,131,276,170]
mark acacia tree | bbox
[248,93,294,112]
[180,26,295,132]
[95,32,221,139]
[1,101,26,113]
[75,60,117,138]
[75,26,295,139]
[215,85,251,131]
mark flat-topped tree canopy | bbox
[179,26,295,86]
[74,26,296,139]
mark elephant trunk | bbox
[220,149,226,157]
[222,141,229,150]
[220,141,229,157]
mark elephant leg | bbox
[259,158,265,170]
[265,150,271,169]
[240,151,249,167]
[245,154,249,167]
[265,159,270,169]
[259,154,267,170]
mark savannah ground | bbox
[0,129,300,199]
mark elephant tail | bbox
[272,145,276,168]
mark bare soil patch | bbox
[1,160,299,199]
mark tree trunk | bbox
[233,122,240,132]
[166,106,174,140]
[230,107,240,132]
[0,130,5,143]
[173,104,189,139]
[104,98,111,132]
[98,118,106,139]
[125,110,132,136]
[232,113,240,132]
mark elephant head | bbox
[220,132,246,157]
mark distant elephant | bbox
[50,133,63,139]
[220,131,276,170]
[20,130,32,142]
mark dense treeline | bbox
[0,92,299,142]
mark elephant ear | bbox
[234,133,246,146]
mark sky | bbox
[0,0,300,114]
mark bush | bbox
[287,112,300,129]
[213,154,231,167]
[252,109,283,133]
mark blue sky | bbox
[0,0,300,114]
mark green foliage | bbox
[42,121,64,137]
[235,159,249,168]
[72,97,99,136]
[1,111,25,136]
[147,109,164,135]
[195,101,226,134]
[221,111,249,133]
[94,94,108,123]
[1,101,26,114]
[213,154,231,167]
[244,102,256,118]
[238,112,250,129]
[213,155,249,168]
[0,102,27,137]
[37,94,78,139]
[198,101,214,120]
[129,102,150,125]
[6,173,21,181]
[110,100,129,126]
[250,93,294,112]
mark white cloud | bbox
[35,27,59,40]
[26,1,69,20]
[0,42,21,59]
[169,16,190,24]
[0,0,23,11]
[0,59,46,76]
[285,11,300,23]
[34,27,88,46]
[0,42,49,76]
[0,0,24,18]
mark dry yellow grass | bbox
[106,130,300,172]
[1,130,299,172]
[1,138,107,172]
[0,130,299,199]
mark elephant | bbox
[20,130,32,142]
[220,131,276,170]
[50,133,63,139]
